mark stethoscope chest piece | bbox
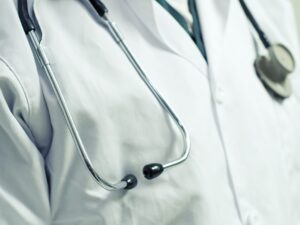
[255,44,295,98]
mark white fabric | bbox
[0,0,300,225]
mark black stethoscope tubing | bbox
[239,0,271,49]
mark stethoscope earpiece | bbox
[122,174,138,190]
[143,163,164,180]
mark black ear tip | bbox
[143,163,164,180]
[122,174,138,190]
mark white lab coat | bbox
[0,0,300,225]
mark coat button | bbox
[215,86,225,104]
[246,212,261,225]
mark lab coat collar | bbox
[125,0,207,75]
[125,0,233,75]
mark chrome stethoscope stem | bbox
[102,14,191,171]
[27,31,129,191]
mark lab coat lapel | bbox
[196,0,232,66]
[125,0,207,74]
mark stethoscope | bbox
[18,0,295,191]
[18,0,191,191]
